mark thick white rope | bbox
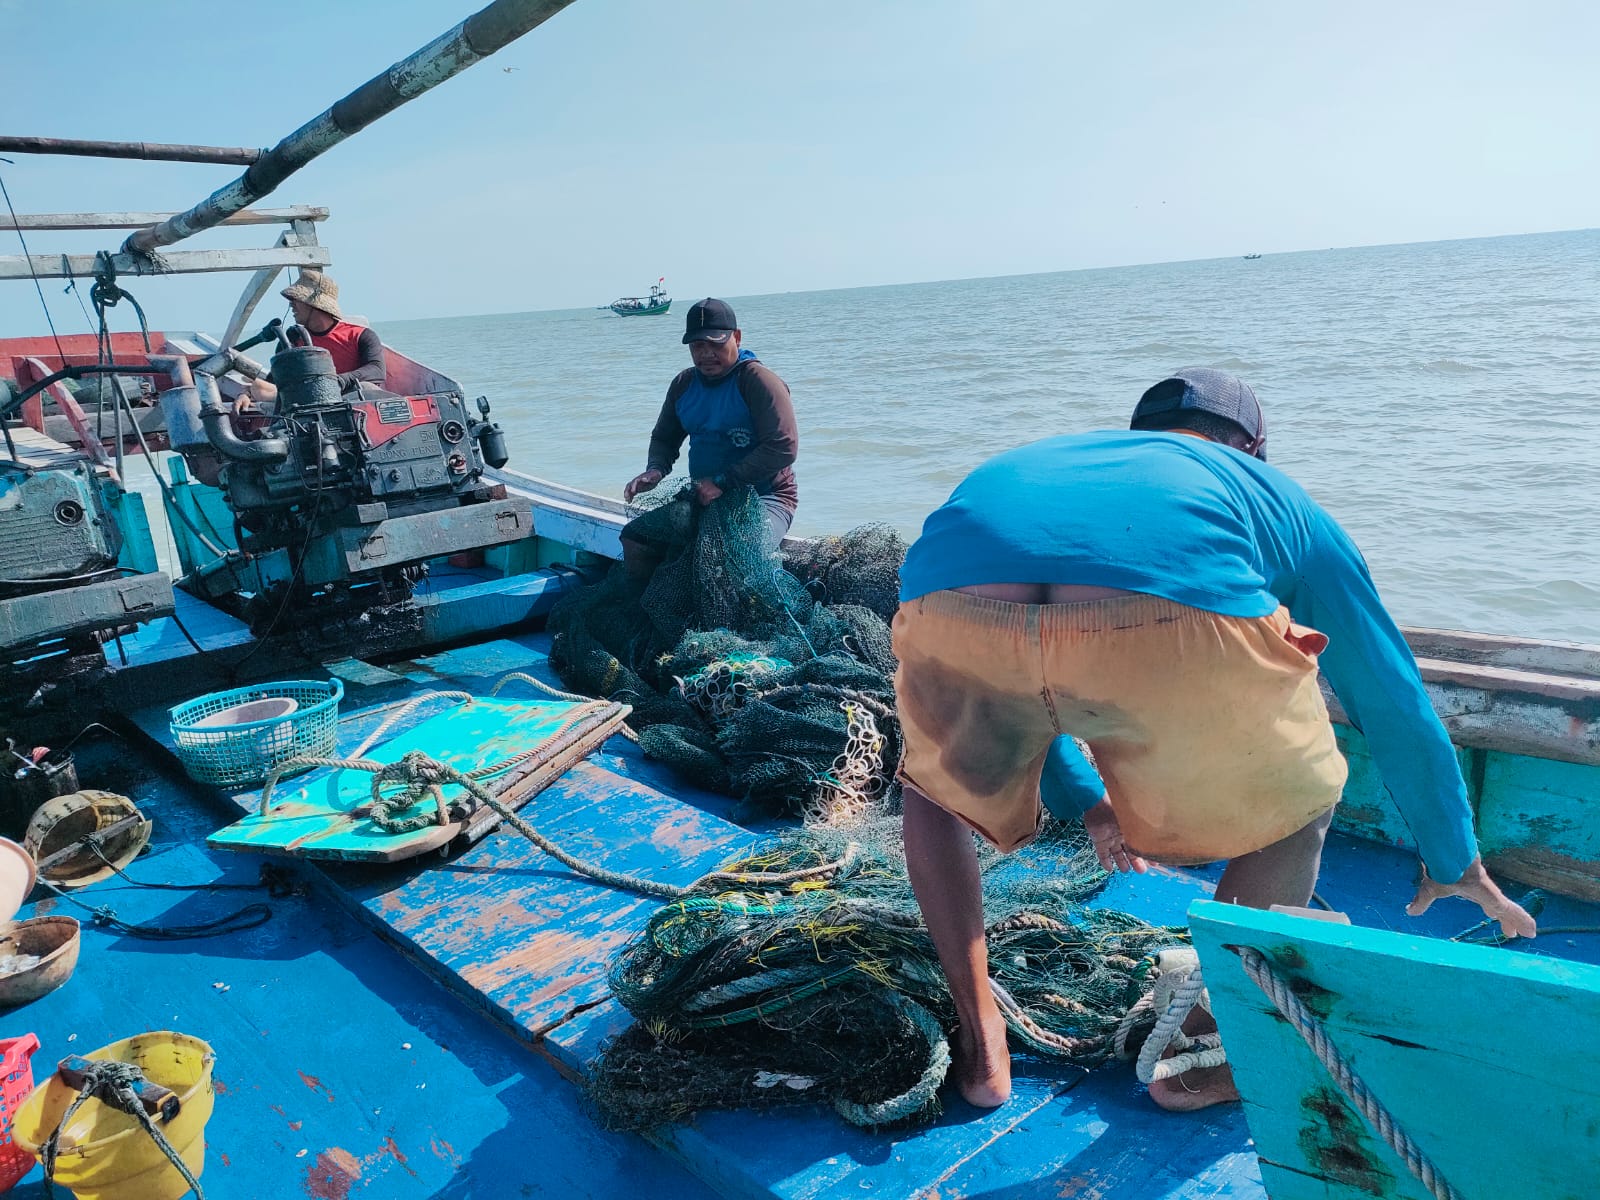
[1134,965,1228,1083]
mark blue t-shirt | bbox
[900,431,1477,883]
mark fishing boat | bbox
[608,279,671,316]
[1,5,1597,1199]
[1243,253,1263,260]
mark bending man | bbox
[893,368,1536,1113]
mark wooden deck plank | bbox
[341,759,750,1040]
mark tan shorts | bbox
[892,590,1348,863]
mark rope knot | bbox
[395,750,451,785]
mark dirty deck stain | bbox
[213,1078,230,1095]
[377,1135,419,1178]
[220,1153,231,1168]
[299,1070,337,1103]
[429,1134,461,1166]
[303,1147,362,1200]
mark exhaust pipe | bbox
[196,371,289,464]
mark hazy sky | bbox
[2,0,1596,332]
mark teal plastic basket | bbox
[168,679,344,788]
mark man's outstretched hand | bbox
[1407,857,1538,939]
[1083,798,1149,875]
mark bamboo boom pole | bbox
[122,0,576,257]
[0,137,262,166]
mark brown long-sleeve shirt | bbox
[646,359,799,511]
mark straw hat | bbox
[280,269,342,321]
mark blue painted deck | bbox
[11,629,1599,1198]
[0,736,720,1200]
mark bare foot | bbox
[1146,1004,1240,1112]
[953,1012,1011,1107]
[1147,1061,1240,1112]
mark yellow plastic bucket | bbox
[10,1032,215,1200]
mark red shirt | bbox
[310,321,368,376]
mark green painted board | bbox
[207,696,619,861]
[1190,900,1600,1200]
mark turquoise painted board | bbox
[1330,725,1477,852]
[1190,900,1600,1200]
[1478,751,1600,901]
[207,696,619,860]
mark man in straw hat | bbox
[246,269,385,404]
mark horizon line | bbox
[376,223,1599,327]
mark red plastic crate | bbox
[0,1034,39,1192]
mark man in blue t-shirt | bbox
[894,368,1536,1113]
[621,298,799,575]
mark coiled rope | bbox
[1132,960,1227,1084]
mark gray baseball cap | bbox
[1130,367,1267,459]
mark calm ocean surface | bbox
[380,229,1600,643]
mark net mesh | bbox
[555,484,1187,1131]
[549,483,906,818]
[586,819,1187,1130]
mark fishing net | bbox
[555,482,1187,1131]
[548,483,908,817]
[586,817,1189,1130]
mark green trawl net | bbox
[547,483,908,818]
[556,483,1189,1131]
[585,818,1189,1130]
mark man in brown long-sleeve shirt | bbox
[623,298,799,554]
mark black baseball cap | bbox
[1130,367,1267,460]
[682,297,737,344]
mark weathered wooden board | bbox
[0,206,327,230]
[0,245,332,280]
[207,697,624,861]
[1331,722,1600,902]
[1191,900,1600,1200]
[343,759,753,1044]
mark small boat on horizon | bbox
[608,278,671,316]
[1243,252,1262,260]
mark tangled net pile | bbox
[587,818,1187,1130]
[555,483,1189,1129]
[549,483,906,820]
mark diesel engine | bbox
[171,338,532,625]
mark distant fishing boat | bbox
[608,278,671,316]
[1243,253,1262,260]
